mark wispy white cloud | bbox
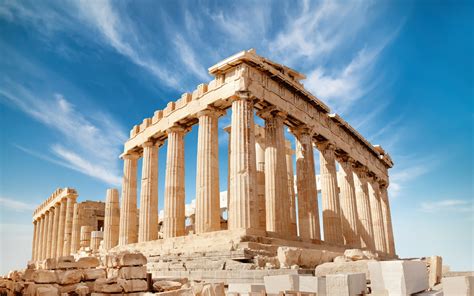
[0,197,35,212]
[0,83,125,185]
[173,34,210,82]
[420,199,473,213]
[74,0,180,89]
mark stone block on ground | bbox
[43,258,57,270]
[56,269,83,285]
[326,273,366,296]
[228,283,265,295]
[118,253,147,267]
[413,290,444,295]
[427,256,442,287]
[299,276,326,295]
[443,276,474,296]
[152,287,194,296]
[82,268,106,281]
[118,265,147,279]
[264,274,310,294]
[32,270,58,284]
[315,260,375,278]
[76,256,100,269]
[35,285,59,296]
[368,260,429,296]
[344,249,367,261]
[75,283,90,296]
[57,256,74,263]
[118,278,148,292]
[153,280,183,292]
[94,278,123,293]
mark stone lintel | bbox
[33,188,78,222]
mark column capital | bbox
[197,106,226,118]
[166,124,188,135]
[257,105,287,120]
[232,90,253,101]
[353,164,370,178]
[315,140,336,152]
[379,179,389,189]
[121,151,140,160]
[290,125,314,138]
[337,154,357,165]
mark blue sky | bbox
[0,0,472,273]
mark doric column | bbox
[71,203,81,254]
[286,141,298,236]
[195,108,222,234]
[46,209,55,258]
[353,167,375,250]
[228,93,258,230]
[259,108,290,234]
[119,152,139,245]
[90,231,103,251]
[294,128,320,240]
[163,126,186,238]
[139,141,159,242]
[51,204,60,258]
[380,182,396,255]
[104,188,120,250]
[317,141,343,245]
[224,126,232,223]
[43,211,51,259]
[32,220,38,260]
[255,126,266,231]
[63,195,77,255]
[38,215,45,260]
[368,176,387,253]
[80,226,93,249]
[56,198,67,257]
[34,218,41,260]
[337,156,361,248]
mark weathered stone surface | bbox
[344,249,367,261]
[118,278,148,292]
[57,256,74,263]
[58,283,79,294]
[82,268,106,281]
[56,269,82,285]
[426,256,442,287]
[94,278,122,293]
[228,283,265,294]
[76,256,100,269]
[326,273,366,296]
[443,276,474,296]
[118,265,147,279]
[153,280,182,292]
[152,288,194,296]
[32,270,58,284]
[118,253,147,267]
[35,285,59,296]
[264,274,300,294]
[315,260,375,278]
[369,260,428,295]
[299,276,326,295]
[75,283,90,296]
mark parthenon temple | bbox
[30,49,396,282]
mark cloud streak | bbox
[420,199,473,213]
[0,197,36,212]
[0,83,125,185]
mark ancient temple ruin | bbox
[31,49,396,283]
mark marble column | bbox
[32,220,38,260]
[63,195,77,256]
[228,93,258,230]
[34,218,41,260]
[353,167,375,250]
[195,109,222,234]
[139,141,159,242]
[43,210,51,259]
[71,203,81,254]
[119,152,139,245]
[90,231,103,251]
[317,142,343,245]
[38,215,45,260]
[294,128,320,240]
[51,204,60,258]
[368,177,387,253]
[46,209,55,258]
[255,128,266,231]
[104,189,120,250]
[338,156,361,248]
[163,126,186,238]
[380,182,396,255]
[56,198,67,257]
[224,126,231,224]
[80,226,93,248]
[286,142,298,236]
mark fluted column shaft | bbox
[71,203,81,254]
[63,196,76,256]
[261,110,290,234]
[46,209,55,258]
[255,132,266,231]
[56,199,67,257]
[195,110,221,234]
[38,216,45,260]
[104,189,120,250]
[42,211,50,259]
[163,126,186,238]
[368,178,387,253]
[228,93,258,230]
[139,142,159,242]
[380,184,396,255]
[295,129,320,240]
[286,144,298,236]
[32,220,38,260]
[51,204,60,258]
[353,168,375,250]
[318,142,343,245]
[34,219,41,260]
[338,158,361,247]
[119,153,139,245]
